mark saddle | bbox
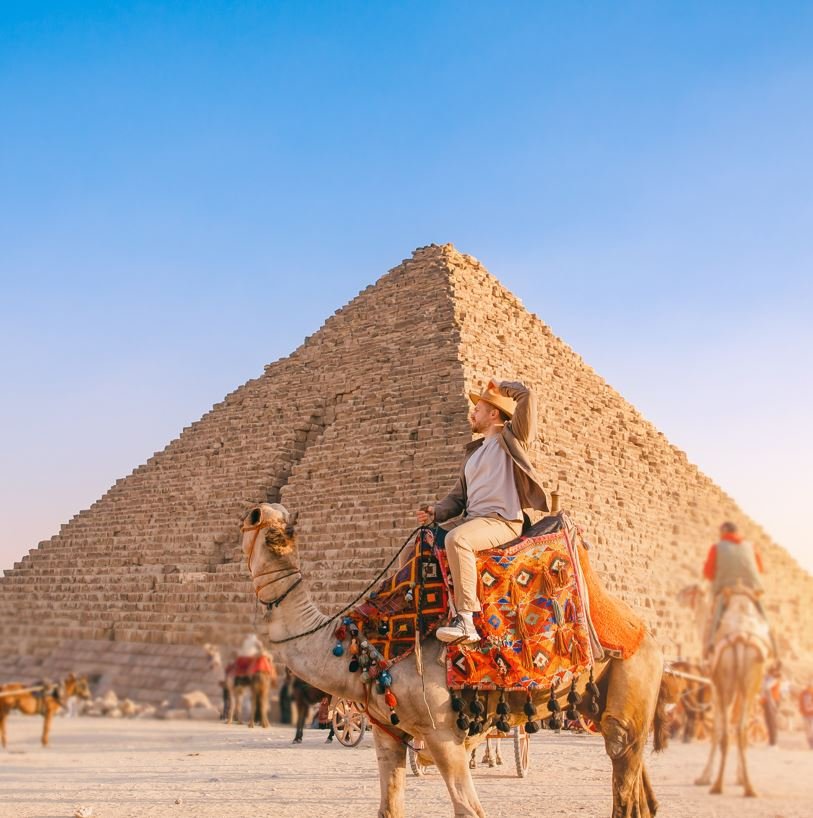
[228,655,273,678]
[343,513,645,695]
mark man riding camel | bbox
[416,379,550,643]
[702,521,776,659]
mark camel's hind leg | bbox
[424,729,486,818]
[372,724,407,818]
[734,644,764,798]
[601,633,663,818]
[695,685,720,786]
[0,709,7,749]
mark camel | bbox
[242,503,671,818]
[0,673,91,748]
[224,654,276,728]
[291,675,335,743]
[679,582,769,796]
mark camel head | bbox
[241,503,300,603]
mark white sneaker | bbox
[436,614,480,644]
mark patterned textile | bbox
[352,529,448,661]
[349,516,645,692]
[446,526,593,692]
[228,655,273,676]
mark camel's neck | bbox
[264,579,366,701]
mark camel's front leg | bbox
[601,637,662,818]
[0,710,7,749]
[41,709,53,747]
[424,730,486,818]
[372,724,406,818]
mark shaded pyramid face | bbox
[1,244,811,701]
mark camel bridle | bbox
[241,505,424,645]
[241,513,303,608]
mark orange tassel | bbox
[510,579,534,668]
[555,626,569,657]
[570,637,588,665]
[539,565,557,597]
[384,690,397,708]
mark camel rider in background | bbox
[417,379,550,644]
[702,521,776,660]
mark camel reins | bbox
[244,519,426,645]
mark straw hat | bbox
[468,381,515,418]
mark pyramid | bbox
[2,244,811,702]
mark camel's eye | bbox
[248,508,262,526]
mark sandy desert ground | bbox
[0,715,811,818]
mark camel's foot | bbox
[709,784,723,795]
[468,757,476,770]
[487,758,495,768]
[325,735,333,743]
[744,785,758,798]
[694,775,710,786]
[248,722,255,729]
[292,736,303,744]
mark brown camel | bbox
[694,590,769,797]
[242,503,671,818]
[224,654,275,728]
[0,673,91,748]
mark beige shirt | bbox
[463,434,522,522]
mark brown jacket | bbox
[433,381,550,529]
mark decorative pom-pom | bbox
[523,701,536,717]
[348,659,359,673]
[496,701,510,716]
[451,695,464,713]
[590,701,600,715]
[496,718,511,733]
[566,708,579,721]
[384,690,397,708]
[524,720,540,734]
[332,643,344,657]
[468,721,482,736]
[456,714,470,731]
[378,620,389,635]
[470,698,485,716]
[378,670,392,687]
[547,716,561,730]
[587,682,600,698]
[390,712,400,726]
[547,698,561,713]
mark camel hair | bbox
[242,502,671,818]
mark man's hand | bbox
[416,505,435,526]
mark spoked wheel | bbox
[408,742,431,777]
[513,725,530,777]
[331,699,367,747]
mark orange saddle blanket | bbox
[347,515,645,693]
[228,655,273,677]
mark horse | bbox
[0,673,91,748]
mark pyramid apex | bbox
[408,242,483,268]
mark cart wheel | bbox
[331,699,367,747]
[513,725,530,777]
[408,743,430,776]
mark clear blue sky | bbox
[1,3,811,574]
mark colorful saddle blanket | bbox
[228,655,273,677]
[446,523,592,691]
[349,515,645,693]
